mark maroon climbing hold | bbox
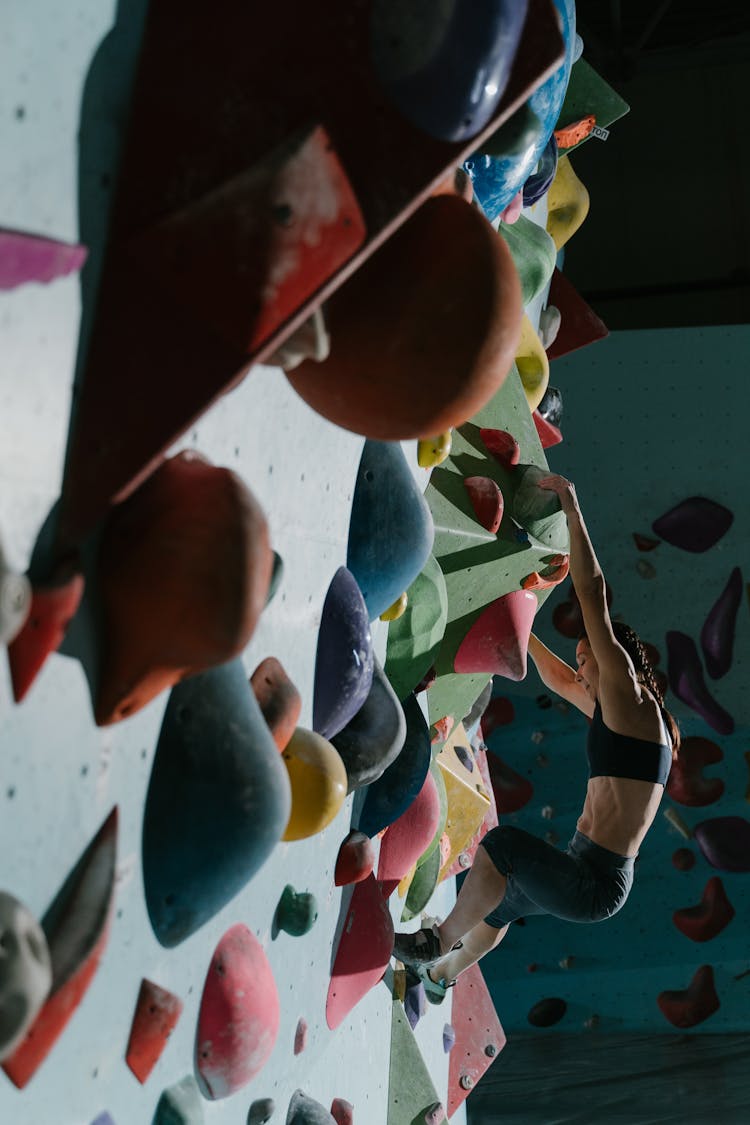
[666,631,734,734]
[700,567,743,680]
[552,596,584,639]
[666,736,724,807]
[486,752,533,813]
[532,410,562,449]
[330,1097,354,1125]
[454,590,536,679]
[334,830,375,886]
[196,924,279,1099]
[672,877,735,943]
[125,979,183,1084]
[463,476,504,534]
[657,965,720,1028]
[545,268,608,360]
[633,533,660,552]
[652,497,733,553]
[527,997,567,1027]
[672,848,696,871]
[7,572,85,702]
[294,1017,308,1055]
[480,696,515,737]
[479,428,520,467]
[250,656,302,750]
[694,816,750,872]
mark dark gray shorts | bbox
[481,825,635,928]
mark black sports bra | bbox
[587,702,672,786]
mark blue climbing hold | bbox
[358,693,431,838]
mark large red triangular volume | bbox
[546,268,608,360]
[447,964,506,1117]
[454,590,537,679]
[326,874,394,1030]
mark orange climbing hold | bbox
[554,114,596,148]
[125,979,183,1084]
[250,657,302,751]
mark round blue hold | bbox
[464,0,576,220]
[370,0,529,143]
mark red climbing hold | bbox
[657,965,720,1028]
[447,964,505,1117]
[532,409,562,449]
[196,924,279,1099]
[633,533,660,552]
[250,656,302,751]
[126,979,183,1084]
[7,572,85,702]
[545,268,608,360]
[486,751,534,813]
[326,874,394,1030]
[454,590,536,680]
[377,771,441,898]
[293,1018,308,1055]
[666,737,724,807]
[672,877,735,943]
[479,696,515,737]
[463,476,504,534]
[672,848,696,871]
[330,1097,354,1125]
[334,830,375,886]
[479,428,520,468]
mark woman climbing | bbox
[392,473,680,1000]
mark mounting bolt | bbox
[458,852,471,869]
[484,1043,497,1057]
[459,1074,474,1091]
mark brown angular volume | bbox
[95,452,272,725]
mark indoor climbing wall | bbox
[476,323,750,1038]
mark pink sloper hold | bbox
[700,567,743,680]
[326,874,393,1030]
[657,965,720,1028]
[126,979,183,1084]
[0,229,87,289]
[666,737,724,807]
[454,590,536,679]
[377,770,441,897]
[463,476,504,534]
[196,924,279,1099]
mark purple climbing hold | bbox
[443,1024,456,1053]
[453,744,474,773]
[700,567,743,679]
[313,567,374,740]
[652,497,733,553]
[404,980,426,1030]
[90,1116,116,1125]
[694,816,750,872]
[666,631,734,735]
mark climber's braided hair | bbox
[610,621,680,753]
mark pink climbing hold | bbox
[431,715,454,744]
[657,965,720,1028]
[293,1017,308,1055]
[700,567,743,680]
[532,410,562,449]
[479,428,520,468]
[666,737,723,807]
[125,979,183,1084]
[666,631,734,734]
[196,924,279,1099]
[0,228,87,289]
[499,189,524,224]
[326,874,394,1030]
[672,877,735,943]
[330,1097,354,1125]
[463,476,504,534]
[334,830,375,886]
[425,1102,447,1124]
[652,497,733,553]
[454,590,536,680]
[377,771,441,897]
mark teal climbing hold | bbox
[384,555,448,701]
[347,440,434,620]
[152,1076,204,1124]
[358,693,432,838]
[276,885,318,937]
[286,1088,336,1123]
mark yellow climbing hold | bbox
[545,154,590,250]
[281,728,348,841]
[417,431,452,468]
[515,314,550,412]
[380,592,408,622]
[436,723,491,881]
